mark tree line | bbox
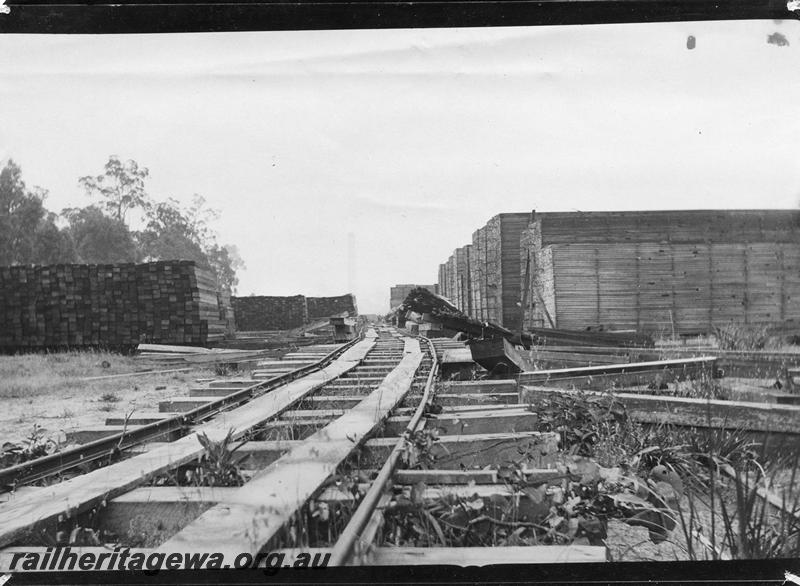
[0,156,244,293]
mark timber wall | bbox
[231,295,308,331]
[0,260,229,349]
[307,294,358,319]
[438,209,800,334]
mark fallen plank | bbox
[440,380,518,394]
[156,338,423,560]
[137,344,212,354]
[358,431,558,469]
[393,468,561,485]
[518,356,717,383]
[80,368,192,382]
[518,357,717,390]
[520,386,800,435]
[436,393,520,406]
[0,337,377,548]
[384,409,538,435]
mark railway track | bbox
[0,325,607,571]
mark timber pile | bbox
[307,294,358,319]
[437,209,800,334]
[232,294,359,331]
[231,295,308,331]
[0,261,228,350]
[544,242,800,334]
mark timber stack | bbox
[231,295,309,331]
[437,209,800,336]
[0,260,230,350]
[307,294,358,320]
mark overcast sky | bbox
[1,20,799,313]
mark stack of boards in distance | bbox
[0,260,230,350]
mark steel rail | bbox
[0,334,364,490]
[328,334,439,565]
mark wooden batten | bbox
[520,386,800,436]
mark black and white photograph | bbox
[1,3,800,582]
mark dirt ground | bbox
[0,350,242,446]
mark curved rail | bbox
[328,334,439,565]
[0,334,364,490]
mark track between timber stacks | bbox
[0,326,602,570]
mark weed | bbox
[0,424,60,467]
[714,323,772,351]
[100,392,120,403]
[527,391,628,459]
[193,430,247,487]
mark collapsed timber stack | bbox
[0,260,230,350]
[398,286,651,372]
[437,209,800,335]
[389,283,439,311]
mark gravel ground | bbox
[0,350,236,446]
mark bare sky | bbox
[1,21,799,313]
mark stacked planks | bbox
[307,294,358,320]
[544,242,800,335]
[0,261,228,350]
[231,295,308,331]
[441,209,800,333]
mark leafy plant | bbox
[400,428,448,469]
[528,391,627,457]
[156,429,248,487]
[0,424,60,467]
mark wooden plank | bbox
[0,337,377,548]
[81,368,192,382]
[441,380,518,394]
[370,545,607,565]
[436,393,521,406]
[393,468,561,485]
[385,409,538,435]
[441,348,474,364]
[156,339,423,560]
[520,386,800,435]
[359,431,558,469]
[518,356,717,382]
[137,344,213,354]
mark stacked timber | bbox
[0,261,228,350]
[441,209,800,333]
[542,242,800,335]
[307,294,358,319]
[533,209,800,245]
[231,295,308,331]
